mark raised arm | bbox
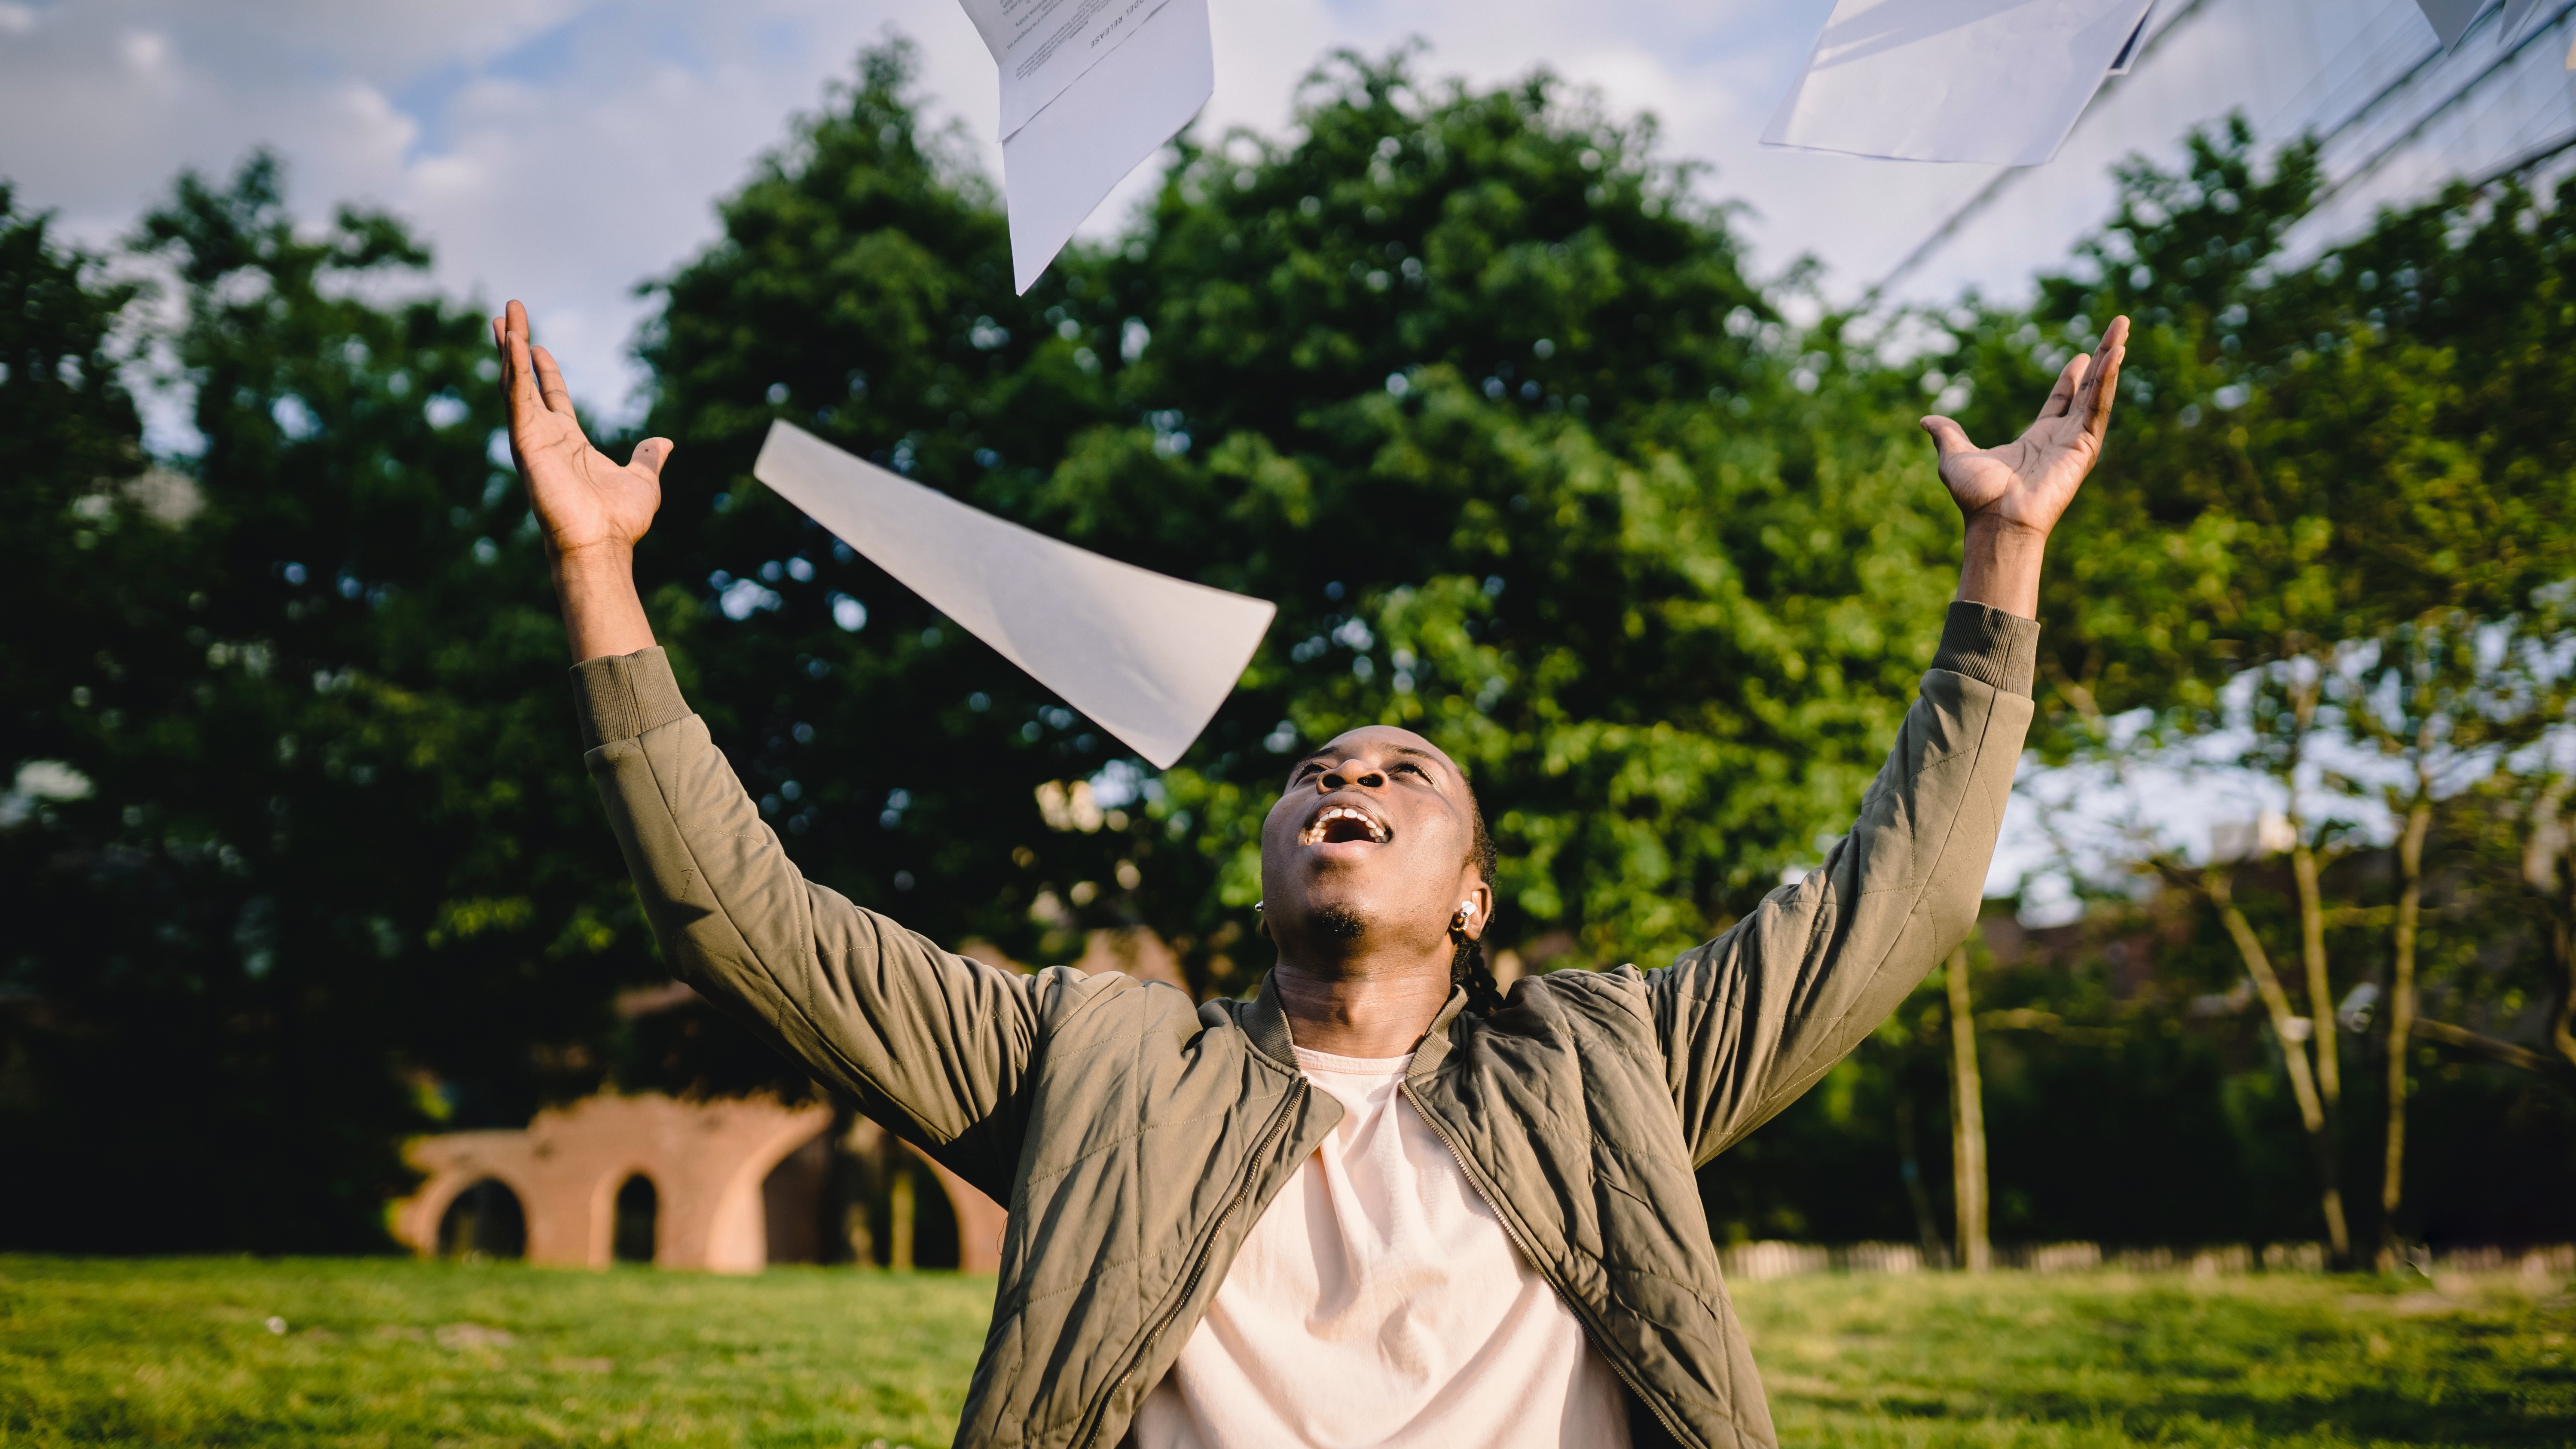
[497,303,1041,1195]
[1650,317,2128,1165]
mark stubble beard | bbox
[1313,903,1370,941]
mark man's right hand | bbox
[494,299,666,662]
[494,298,670,563]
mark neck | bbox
[1271,955,1454,1057]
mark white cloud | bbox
[0,0,2528,435]
[1,0,1897,428]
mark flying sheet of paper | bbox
[997,0,1211,293]
[752,421,1273,769]
[1762,0,2158,167]
[2497,0,2544,46]
[2105,2,2153,73]
[2414,0,2491,49]
[958,0,1169,140]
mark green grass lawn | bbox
[0,1255,2568,1446]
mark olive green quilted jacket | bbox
[570,601,2038,1449]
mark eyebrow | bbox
[1295,742,1453,775]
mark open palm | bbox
[1922,315,2128,537]
[492,299,669,560]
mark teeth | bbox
[1302,804,1389,845]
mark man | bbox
[495,297,2126,1449]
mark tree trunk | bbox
[2291,837,2340,1111]
[1946,947,1991,1273]
[2285,665,2342,1199]
[2522,781,2576,1071]
[1893,1090,1950,1270]
[2554,917,2576,1071]
[888,1153,917,1272]
[2377,795,2432,1272]
[2207,870,2353,1265]
[2554,836,2576,1071]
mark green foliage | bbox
[1928,117,2576,1251]
[3,1255,2569,1447]
[0,186,146,715]
[0,158,689,1251]
[1942,118,2576,736]
[641,43,1960,987]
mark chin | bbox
[1311,903,1369,942]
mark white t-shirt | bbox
[1130,1046,1633,1449]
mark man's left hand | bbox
[1922,314,2128,542]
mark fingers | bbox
[531,345,577,418]
[627,437,675,482]
[499,300,543,420]
[1919,415,1976,458]
[2078,316,2131,442]
[2038,351,2089,421]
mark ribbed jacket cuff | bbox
[1931,601,2041,698]
[568,646,691,748]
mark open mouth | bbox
[1300,802,1391,847]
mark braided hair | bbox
[1450,782,1507,1017]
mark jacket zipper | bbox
[1070,1080,1306,1449]
[1402,1080,1704,1449]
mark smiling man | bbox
[497,296,2127,1449]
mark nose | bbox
[1320,759,1385,791]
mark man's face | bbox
[1257,726,1488,970]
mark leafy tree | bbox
[638,42,1965,1004]
[1940,119,2576,1262]
[0,183,147,799]
[0,157,681,1250]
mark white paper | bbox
[2414,0,2491,49]
[999,0,1211,293]
[1762,0,2158,167]
[959,0,1171,141]
[2105,2,2152,73]
[752,421,1273,769]
[2497,0,2543,46]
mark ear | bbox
[1453,873,1494,944]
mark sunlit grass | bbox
[1,1255,2567,1446]
[1738,1269,2576,1447]
[0,1256,992,1447]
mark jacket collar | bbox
[1239,972,1302,1075]
[1407,985,1471,1080]
[1244,971,1471,1081]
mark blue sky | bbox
[0,0,2519,422]
[0,0,2042,424]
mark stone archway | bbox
[436,1177,527,1258]
[611,1174,659,1263]
[921,1146,1010,1274]
[392,1094,831,1272]
[394,1093,1013,1274]
[835,1117,1011,1274]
